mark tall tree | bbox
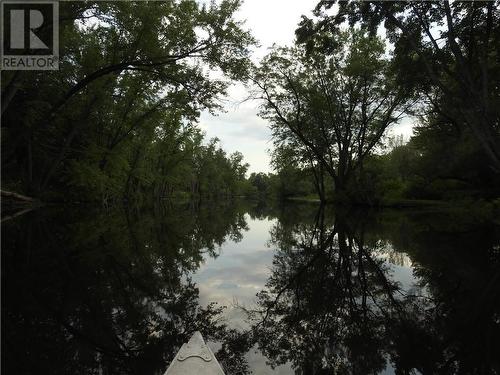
[298,0,500,171]
[255,30,410,200]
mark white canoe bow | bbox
[164,331,225,375]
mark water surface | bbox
[2,201,499,374]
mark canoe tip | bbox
[187,331,205,345]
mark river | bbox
[2,200,499,374]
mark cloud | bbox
[198,0,320,173]
[388,116,417,141]
[200,105,271,142]
[192,214,293,373]
[200,102,274,174]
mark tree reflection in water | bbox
[2,202,500,374]
[2,202,252,375]
[249,204,500,374]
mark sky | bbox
[199,0,415,175]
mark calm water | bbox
[2,201,500,374]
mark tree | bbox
[247,172,280,199]
[271,135,328,200]
[1,0,255,201]
[254,30,411,201]
[299,0,500,172]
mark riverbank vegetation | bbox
[2,0,499,207]
[2,1,254,204]
[252,1,499,205]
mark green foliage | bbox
[301,0,500,172]
[353,124,500,204]
[286,1,500,204]
[1,0,255,203]
[247,172,285,199]
[255,29,410,202]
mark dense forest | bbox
[2,1,255,204]
[253,1,500,204]
[1,0,500,206]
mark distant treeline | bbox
[246,130,500,204]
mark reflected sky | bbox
[191,212,426,374]
[192,215,294,374]
[3,203,499,374]
[194,215,275,313]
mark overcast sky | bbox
[199,0,415,174]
